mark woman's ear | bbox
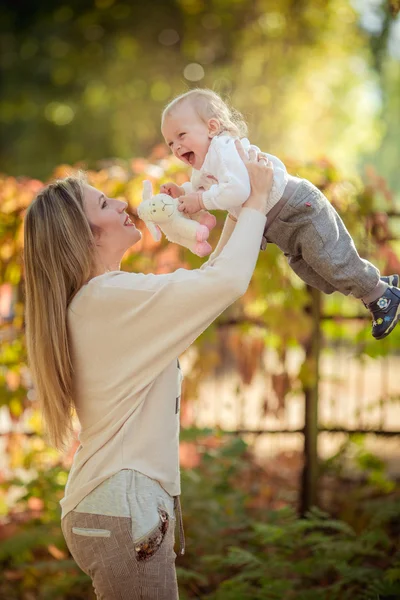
[208,118,220,138]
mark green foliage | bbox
[322,434,397,494]
[177,436,400,600]
[0,524,64,565]
[206,508,399,599]
[0,451,92,599]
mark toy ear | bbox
[142,180,153,202]
[145,221,162,242]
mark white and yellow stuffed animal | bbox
[137,180,216,257]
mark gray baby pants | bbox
[264,177,379,298]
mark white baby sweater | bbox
[182,135,288,217]
[60,208,266,518]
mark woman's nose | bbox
[117,199,128,212]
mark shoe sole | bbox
[374,297,400,340]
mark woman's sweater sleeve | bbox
[95,207,265,387]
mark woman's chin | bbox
[123,227,142,249]
[130,228,142,244]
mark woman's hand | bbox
[234,140,274,214]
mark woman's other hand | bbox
[235,140,274,214]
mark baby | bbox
[160,88,400,340]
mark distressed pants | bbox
[263,177,380,298]
[61,470,179,599]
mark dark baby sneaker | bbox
[367,285,400,340]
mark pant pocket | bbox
[133,508,170,561]
[72,526,111,538]
[276,187,324,227]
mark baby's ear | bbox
[208,118,220,137]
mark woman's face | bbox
[83,185,141,254]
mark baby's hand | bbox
[160,182,185,198]
[178,192,204,214]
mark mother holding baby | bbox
[24,98,275,597]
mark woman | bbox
[23,142,274,599]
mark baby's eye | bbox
[179,132,186,138]
[101,199,108,209]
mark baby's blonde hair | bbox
[162,88,248,138]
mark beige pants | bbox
[61,470,179,599]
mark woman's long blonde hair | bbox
[24,175,97,450]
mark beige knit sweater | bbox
[60,208,266,518]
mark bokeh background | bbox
[1,1,400,598]
[1,0,399,184]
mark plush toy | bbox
[137,180,216,257]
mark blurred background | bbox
[1,1,400,598]
[0,0,399,184]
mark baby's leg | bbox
[285,254,337,294]
[277,185,380,298]
[266,180,400,339]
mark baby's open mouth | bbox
[181,151,195,166]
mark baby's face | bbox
[162,101,212,170]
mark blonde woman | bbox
[23,142,274,599]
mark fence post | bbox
[300,286,322,515]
